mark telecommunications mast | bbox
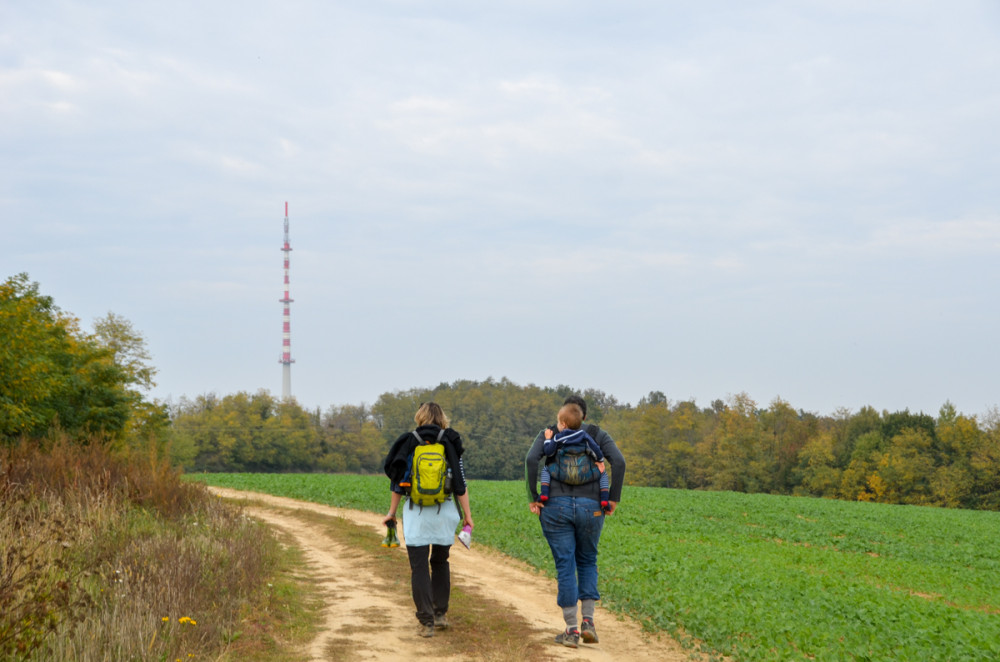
[279,201,295,399]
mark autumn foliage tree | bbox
[170,376,1000,510]
[169,391,320,472]
[370,378,575,480]
[1,274,132,442]
[317,403,384,473]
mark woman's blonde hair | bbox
[414,402,450,428]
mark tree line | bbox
[5,273,999,510]
[604,392,1000,510]
[165,379,1000,511]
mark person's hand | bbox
[382,513,397,526]
[463,514,474,529]
[605,501,618,515]
[529,501,543,516]
[544,428,554,440]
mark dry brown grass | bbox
[1,440,316,661]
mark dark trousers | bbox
[406,544,451,626]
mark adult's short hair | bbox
[563,395,587,419]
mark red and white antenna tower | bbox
[279,201,295,399]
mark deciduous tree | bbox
[1,274,131,442]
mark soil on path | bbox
[209,487,691,662]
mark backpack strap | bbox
[411,429,447,444]
[408,431,421,512]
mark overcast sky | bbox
[4,1,999,418]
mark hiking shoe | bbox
[434,613,449,630]
[417,624,435,638]
[580,617,599,643]
[554,628,580,648]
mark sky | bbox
[3,1,999,419]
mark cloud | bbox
[3,1,999,416]
[865,216,1000,255]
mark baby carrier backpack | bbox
[400,429,452,510]
[547,423,605,485]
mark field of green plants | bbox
[192,473,1000,661]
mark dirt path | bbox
[209,487,691,662]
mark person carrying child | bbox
[525,395,626,649]
[539,405,610,511]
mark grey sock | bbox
[562,605,578,630]
[581,599,596,621]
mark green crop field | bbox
[191,473,1000,661]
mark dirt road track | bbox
[209,487,691,662]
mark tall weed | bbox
[0,440,287,661]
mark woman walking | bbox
[383,402,473,638]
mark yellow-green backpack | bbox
[407,429,451,509]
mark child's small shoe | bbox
[458,524,472,549]
[601,500,609,512]
[539,495,548,503]
[381,521,400,548]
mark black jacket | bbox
[383,424,467,496]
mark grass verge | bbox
[0,441,322,661]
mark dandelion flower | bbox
[161,617,170,622]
